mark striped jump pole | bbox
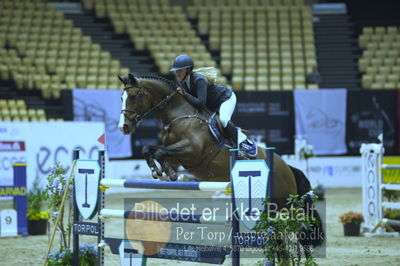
[100,179,230,191]
[382,164,400,170]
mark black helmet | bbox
[169,54,194,71]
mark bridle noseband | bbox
[121,85,178,123]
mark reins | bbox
[121,85,178,123]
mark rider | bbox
[169,54,257,157]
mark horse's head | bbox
[118,74,152,135]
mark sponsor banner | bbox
[0,122,104,190]
[283,156,361,187]
[73,89,161,159]
[294,89,347,155]
[0,124,28,187]
[234,91,295,154]
[73,89,132,158]
[382,156,400,183]
[347,90,397,155]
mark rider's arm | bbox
[181,78,207,109]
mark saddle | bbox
[208,113,258,158]
[208,113,235,148]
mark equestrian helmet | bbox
[169,54,194,71]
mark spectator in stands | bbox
[306,66,322,87]
[170,54,257,157]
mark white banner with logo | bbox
[0,124,29,187]
[294,89,347,155]
[0,122,104,190]
[283,155,361,187]
[73,89,132,159]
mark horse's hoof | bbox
[169,173,178,181]
[152,171,161,179]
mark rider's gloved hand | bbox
[176,80,188,95]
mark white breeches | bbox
[219,92,236,128]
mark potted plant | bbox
[339,211,364,236]
[27,176,49,235]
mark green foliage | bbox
[27,176,49,221]
[384,208,400,220]
[254,193,319,266]
[299,145,315,160]
[383,190,400,202]
[45,163,69,223]
[44,163,73,249]
[27,210,50,220]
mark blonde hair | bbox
[192,67,218,84]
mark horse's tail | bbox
[289,166,325,247]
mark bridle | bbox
[121,85,178,123]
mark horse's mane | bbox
[137,74,177,90]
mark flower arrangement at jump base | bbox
[43,163,98,265]
[255,192,321,266]
[27,176,50,235]
[45,163,73,249]
[45,243,98,266]
[339,211,364,236]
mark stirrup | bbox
[239,139,257,157]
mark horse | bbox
[117,73,324,254]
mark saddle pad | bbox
[208,113,234,148]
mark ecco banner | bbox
[0,122,103,190]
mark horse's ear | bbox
[128,73,141,88]
[118,75,125,85]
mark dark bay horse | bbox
[118,74,324,253]
[119,74,300,207]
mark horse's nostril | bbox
[123,124,129,134]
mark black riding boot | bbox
[225,121,258,157]
[224,121,238,147]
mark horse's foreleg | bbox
[142,145,164,179]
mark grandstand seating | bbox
[83,0,229,86]
[188,0,317,91]
[0,99,53,121]
[83,0,317,91]
[0,0,320,122]
[0,0,129,105]
[358,26,400,89]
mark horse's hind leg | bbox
[161,160,179,181]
